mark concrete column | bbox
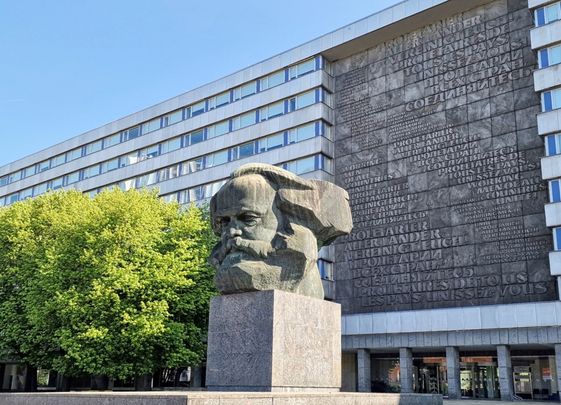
[497,345,514,401]
[446,346,461,399]
[399,347,413,393]
[554,344,561,401]
[357,349,371,392]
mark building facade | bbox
[1,0,561,400]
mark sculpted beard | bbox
[210,226,316,295]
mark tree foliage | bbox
[0,189,216,379]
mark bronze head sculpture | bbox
[209,163,352,299]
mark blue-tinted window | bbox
[318,259,333,280]
[189,101,206,117]
[551,180,561,202]
[238,142,255,159]
[555,227,561,250]
[546,134,561,156]
[543,91,553,111]
[190,129,205,145]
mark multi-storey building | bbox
[2,0,561,401]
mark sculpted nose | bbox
[228,227,242,238]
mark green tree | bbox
[0,189,216,381]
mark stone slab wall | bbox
[333,0,557,314]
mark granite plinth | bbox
[206,289,341,392]
[0,391,443,405]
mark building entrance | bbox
[459,357,499,399]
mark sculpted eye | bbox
[215,217,229,229]
[239,213,260,225]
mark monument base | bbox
[0,391,443,405]
[206,289,341,392]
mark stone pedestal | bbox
[206,289,341,392]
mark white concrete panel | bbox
[537,109,561,135]
[533,64,561,92]
[529,0,558,9]
[545,202,561,227]
[342,301,561,335]
[550,251,561,275]
[358,313,373,334]
[531,20,561,50]
[345,315,360,335]
[463,307,482,329]
[481,305,498,329]
[497,305,517,328]
[430,309,448,331]
[541,154,561,180]
[515,304,538,328]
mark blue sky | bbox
[0,0,400,167]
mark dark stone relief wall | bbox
[332,0,557,314]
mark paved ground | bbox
[445,401,553,404]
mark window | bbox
[288,122,315,144]
[139,144,159,161]
[291,156,316,174]
[539,44,561,68]
[8,193,19,204]
[542,88,561,111]
[137,172,158,188]
[162,193,178,203]
[22,166,36,178]
[104,133,121,148]
[163,110,183,126]
[101,158,119,173]
[50,177,64,190]
[122,126,141,141]
[260,70,285,90]
[120,152,139,167]
[9,170,22,183]
[208,120,229,139]
[235,81,257,99]
[183,157,204,174]
[118,179,135,191]
[232,111,256,130]
[33,183,48,196]
[159,164,180,182]
[51,154,66,168]
[206,150,228,168]
[321,155,334,174]
[289,58,316,79]
[258,133,284,152]
[261,101,284,120]
[37,160,50,173]
[66,171,80,185]
[189,129,205,145]
[85,140,102,155]
[189,101,206,117]
[210,91,230,109]
[546,133,561,156]
[551,179,561,203]
[83,164,101,179]
[318,259,333,280]
[66,147,82,162]
[536,2,561,26]
[161,137,181,154]
[142,118,161,134]
[20,188,33,200]
[238,142,255,160]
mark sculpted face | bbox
[210,173,322,298]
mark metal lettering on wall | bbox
[333,0,557,313]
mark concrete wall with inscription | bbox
[333,0,557,314]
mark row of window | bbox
[155,154,333,205]
[0,56,326,189]
[0,87,329,203]
[535,1,561,26]
[0,120,331,207]
[538,43,561,68]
